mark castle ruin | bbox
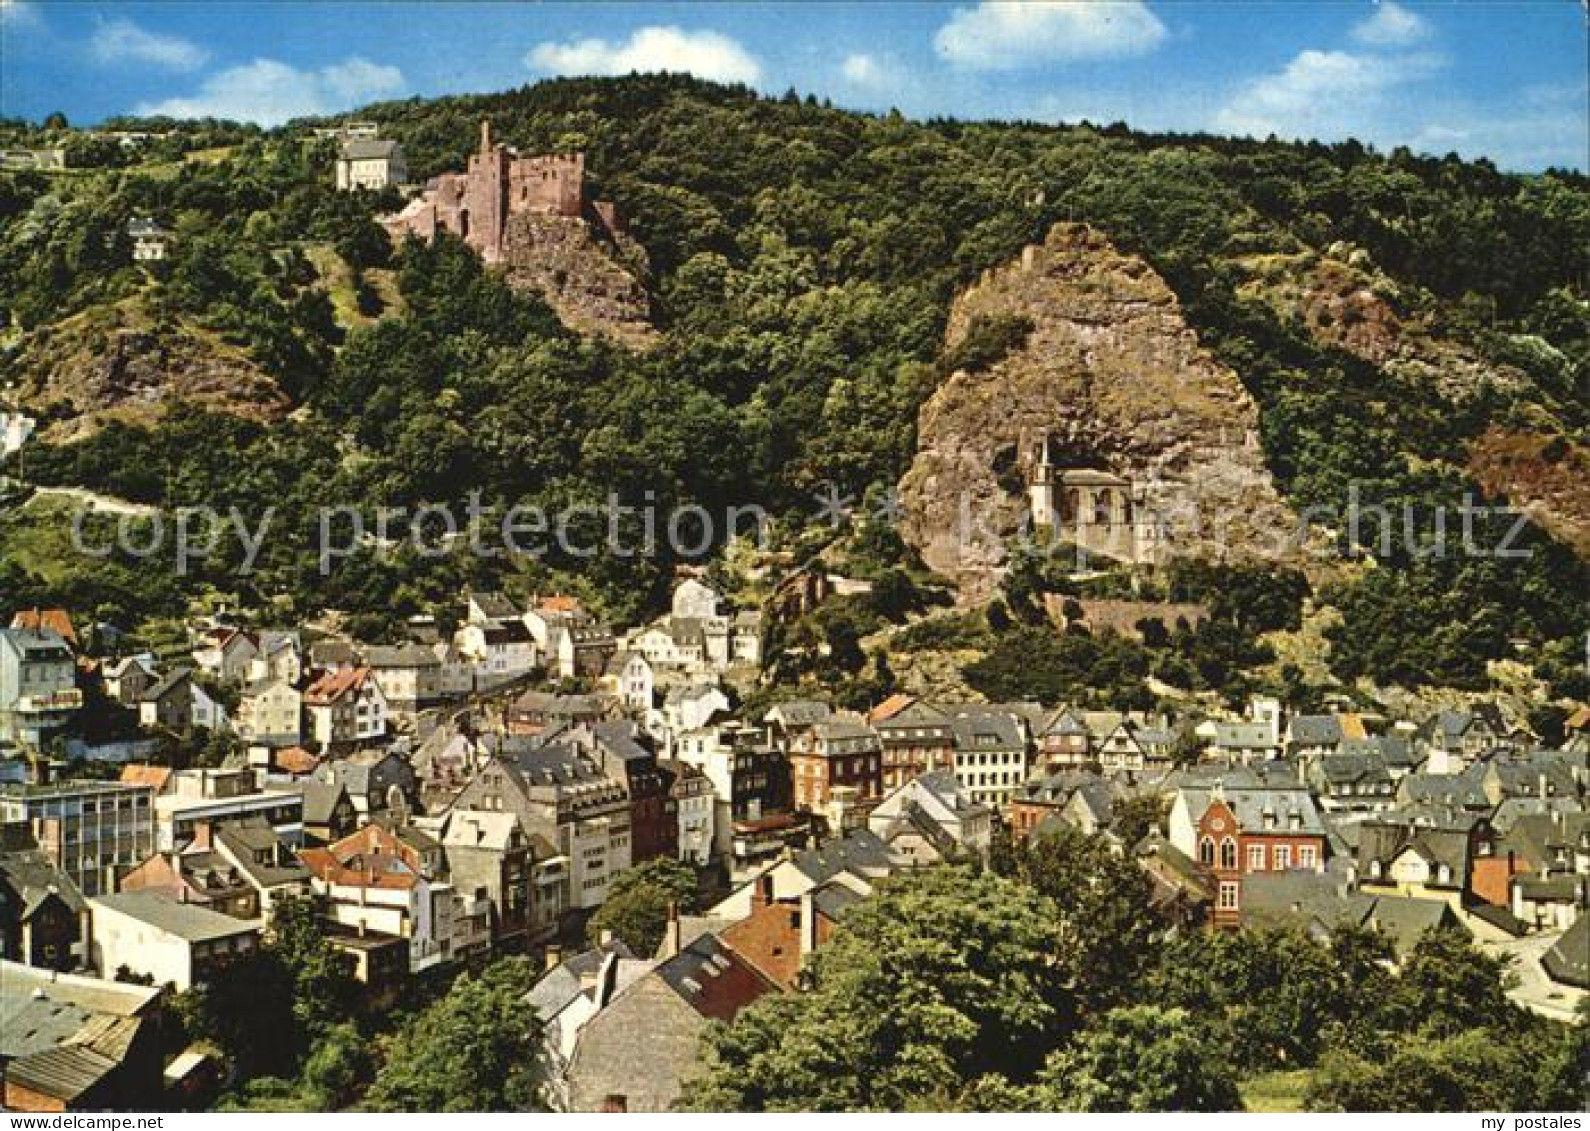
[380,120,652,346]
[381,120,625,264]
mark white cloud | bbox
[1408,80,1590,170]
[91,18,208,70]
[1351,2,1430,47]
[934,1,1167,69]
[0,0,40,27]
[526,26,762,85]
[135,57,405,125]
[841,53,885,87]
[1211,48,1438,140]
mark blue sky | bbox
[1,1,1585,170]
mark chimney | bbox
[596,951,620,1007]
[659,901,682,960]
[544,944,563,973]
[598,928,614,946]
[755,873,775,910]
[479,118,492,154]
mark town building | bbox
[335,137,406,191]
[0,627,81,747]
[89,889,261,990]
[1168,782,1329,929]
[0,780,155,896]
[788,718,883,813]
[303,666,388,750]
[0,961,162,1112]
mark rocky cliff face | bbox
[13,298,288,441]
[502,213,655,349]
[1237,246,1587,556]
[1467,427,1590,557]
[1234,247,1531,401]
[899,223,1296,601]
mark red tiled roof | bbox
[10,608,77,646]
[537,595,582,614]
[119,763,172,792]
[304,666,371,706]
[868,693,916,723]
[302,825,425,891]
[275,746,320,774]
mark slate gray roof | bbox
[764,700,834,728]
[1342,734,1418,769]
[138,666,192,703]
[1043,710,1090,737]
[363,643,440,669]
[1398,771,1490,810]
[808,879,865,921]
[950,712,1025,752]
[1317,750,1393,789]
[0,961,159,1020]
[1542,914,1589,988]
[339,138,400,160]
[525,939,638,1024]
[789,829,895,885]
[215,818,309,888]
[911,768,990,818]
[1288,715,1345,748]
[1242,873,1458,954]
[0,627,72,663]
[1213,723,1276,749]
[91,890,259,942]
[295,781,350,825]
[1186,785,1326,836]
[0,849,87,917]
[470,591,520,621]
[1357,819,1472,887]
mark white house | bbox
[334,138,406,191]
[90,889,261,990]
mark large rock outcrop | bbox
[12,298,288,442]
[501,212,654,349]
[899,223,1296,601]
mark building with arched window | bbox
[1168,780,1329,930]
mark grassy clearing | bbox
[1239,1069,1313,1113]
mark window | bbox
[1299,845,1317,869]
[1247,845,1266,871]
[1219,838,1237,870]
[1218,881,1239,911]
[1274,845,1292,870]
[1199,837,1214,866]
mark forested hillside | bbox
[1,75,1586,705]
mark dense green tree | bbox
[1001,825,1160,1012]
[681,866,1070,1111]
[363,958,543,1112]
[1037,1006,1244,1112]
[585,856,699,954]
